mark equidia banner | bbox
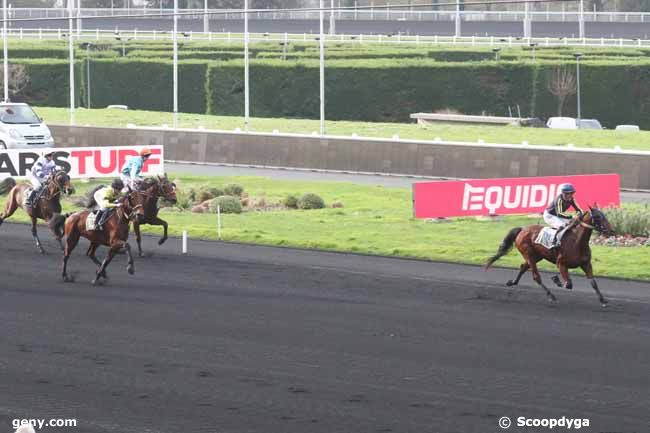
[413,174,620,218]
[0,146,164,180]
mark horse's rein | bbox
[578,211,595,229]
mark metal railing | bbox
[5,8,650,23]
[2,27,649,49]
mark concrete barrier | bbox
[50,124,650,190]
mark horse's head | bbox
[122,191,147,224]
[587,205,615,237]
[51,171,74,195]
[157,174,177,204]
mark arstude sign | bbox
[0,146,164,179]
[413,174,620,218]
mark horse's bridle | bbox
[117,194,145,222]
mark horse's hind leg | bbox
[529,260,557,303]
[93,246,117,286]
[62,230,80,283]
[581,262,608,307]
[124,242,135,275]
[48,214,66,251]
[31,215,45,254]
[506,263,529,287]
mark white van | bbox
[0,102,54,149]
[547,117,603,130]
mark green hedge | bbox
[14,59,82,107]
[79,58,207,113]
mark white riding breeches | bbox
[27,172,43,190]
[543,211,569,229]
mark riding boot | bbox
[28,187,40,210]
[95,210,105,231]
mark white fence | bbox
[5,8,650,24]
[2,27,649,48]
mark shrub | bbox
[196,186,224,203]
[298,193,325,210]
[604,205,650,237]
[209,195,242,214]
[223,183,244,197]
[283,194,299,209]
[174,188,194,211]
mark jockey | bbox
[543,183,583,249]
[120,148,153,192]
[94,178,124,231]
[27,150,56,207]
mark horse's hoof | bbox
[63,275,74,283]
[158,238,166,246]
[551,275,562,287]
[548,295,558,304]
[505,280,516,287]
[91,279,99,286]
[601,299,608,308]
[39,248,46,255]
[138,252,145,258]
[564,282,573,290]
[127,265,135,275]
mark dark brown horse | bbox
[0,171,74,253]
[130,175,177,257]
[485,206,614,306]
[62,191,146,285]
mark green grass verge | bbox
[38,107,650,151]
[2,174,648,281]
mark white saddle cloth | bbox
[535,227,557,249]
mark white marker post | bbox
[182,230,187,254]
[217,204,222,240]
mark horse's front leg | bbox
[151,216,169,246]
[557,259,572,290]
[581,262,608,307]
[31,215,45,254]
[133,222,144,257]
[124,242,135,275]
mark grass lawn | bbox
[37,107,650,152]
[2,173,648,281]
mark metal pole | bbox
[173,0,178,128]
[319,0,325,135]
[455,0,461,38]
[68,0,75,125]
[86,44,90,108]
[76,0,82,37]
[579,0,585,39]
[576,57,581,124]
[329,0,335,35]
[3,0,8,102]
[203,0,208,34]
[524,0,530,39]
[244,0,249,131]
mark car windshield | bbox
[0,105,41,124]
[578,120,602,129]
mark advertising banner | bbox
[413,174,620,218]
[0,146,164,180]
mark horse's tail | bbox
[485,227,522,270]
[51,212,72,238]
[84,185,103,208]
[0,177,16,196]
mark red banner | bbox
[413,174,620,218]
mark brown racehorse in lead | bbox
[485,206,614,306]
[130,175,177,257]
[62,191,147,285]
[0,171,74,253]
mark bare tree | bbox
[0,65,30,100]
[546,66,576,117]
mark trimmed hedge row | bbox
[11,56,650,129]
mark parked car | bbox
[615,124,640,132]
[0,102,54,150]
[546,117,603,130]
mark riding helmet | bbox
[561,183,576,194]
[111,179,124,190]
[139,148,153,157]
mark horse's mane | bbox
[0,177,16,195]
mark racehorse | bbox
[62,191,146,285]
[0,171,74,253]
[130,175,177,257]
[485,206,614,306]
